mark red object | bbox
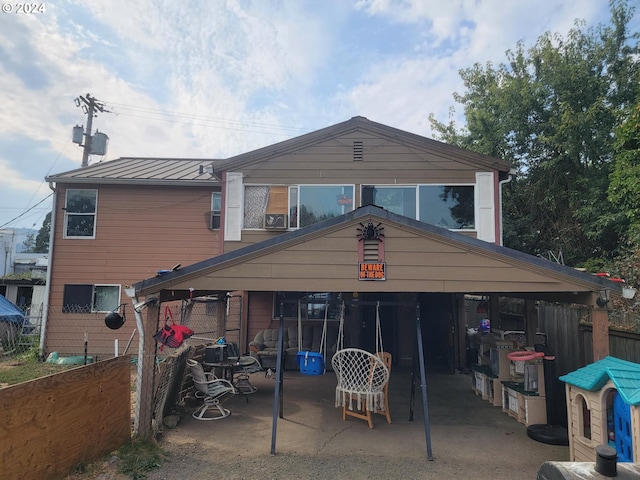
[507,350,545,362]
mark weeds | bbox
[117,439,166,479]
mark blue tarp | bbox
[0,294,26,325]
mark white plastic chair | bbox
[187,359,236,420]
[332,348,390,429]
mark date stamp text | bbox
[2,3,46,14]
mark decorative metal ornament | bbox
[357,221,384,241]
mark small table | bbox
[204,358,241,382]
[204,357,257,397]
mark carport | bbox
[130,205,623,457]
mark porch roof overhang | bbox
[132,205,622,305]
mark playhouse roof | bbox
[559,356,640,406]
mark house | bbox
[43,116,622,367]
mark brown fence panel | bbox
[1,356,131,480]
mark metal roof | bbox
[559,356,640,406]
[45,157,220,187]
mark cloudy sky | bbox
[0,0,635,230]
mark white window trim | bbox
[63,189,98,239]
[92,284,121,313]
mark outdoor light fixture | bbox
[105,303,127,330]
[596,289,610,308]
[133,296,159,313]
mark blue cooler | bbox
[296,351,324,375]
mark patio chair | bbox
[332,348,390,429]
[234,355,263,394]
[374,352,392,424]
[187,359,236,420]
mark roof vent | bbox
[353,141,363,161]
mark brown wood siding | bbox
[241,134,480,185]
[47,184,221,356]
[145,217,593,296]
[247,292,275,342]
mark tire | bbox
[527,424,569,446]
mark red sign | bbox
[337,194,353,206]
[358,262,386,280]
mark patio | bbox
[149,368,569,479]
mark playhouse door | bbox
[613,391,633,462]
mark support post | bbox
[137,301,159,440]
[270,300,285,455]
[525,299,538,347]
[416,303,433,461]
[591,293,610,361]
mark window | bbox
[244,186,288,228]
[210,192,221,229]
[362,184,475,230]
[273,292,341,320]
[244,184,355,230]
[578,394,592,440]
[290,185,354,228]
[418,185,474,229]
[64,189,97,238]
[63,284,120,313]
[362,185,416,217]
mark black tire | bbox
[527,424,569,446]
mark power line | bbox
[104,100,311,136]
[0,194,53,229]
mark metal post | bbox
[270,300,285,455]
[416,303,433,460]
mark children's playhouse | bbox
[559,356,640,463]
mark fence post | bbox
[137,302,160,440]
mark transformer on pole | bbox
[72,94,110,167]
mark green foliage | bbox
[609,100,640,238]
[117,439,166,480]
[35,211,51,252]
[430,0,639,270]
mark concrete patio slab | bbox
[148,369,569,479]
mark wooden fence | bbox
[538,302,640,377]
[0,355,131,480]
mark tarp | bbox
[0,294,26,325]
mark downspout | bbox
[39,182,57,359]
[498,168,516,246]
[124,286,145,436]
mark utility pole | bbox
[74,94,109,167]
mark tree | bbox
[22,233,36,253]
[34,212,51,253]
[429,0,639,268]
[608,97,640,286]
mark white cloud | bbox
[0,0,634,228]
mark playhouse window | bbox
[605,389,616,447]
[578,395,592,440]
